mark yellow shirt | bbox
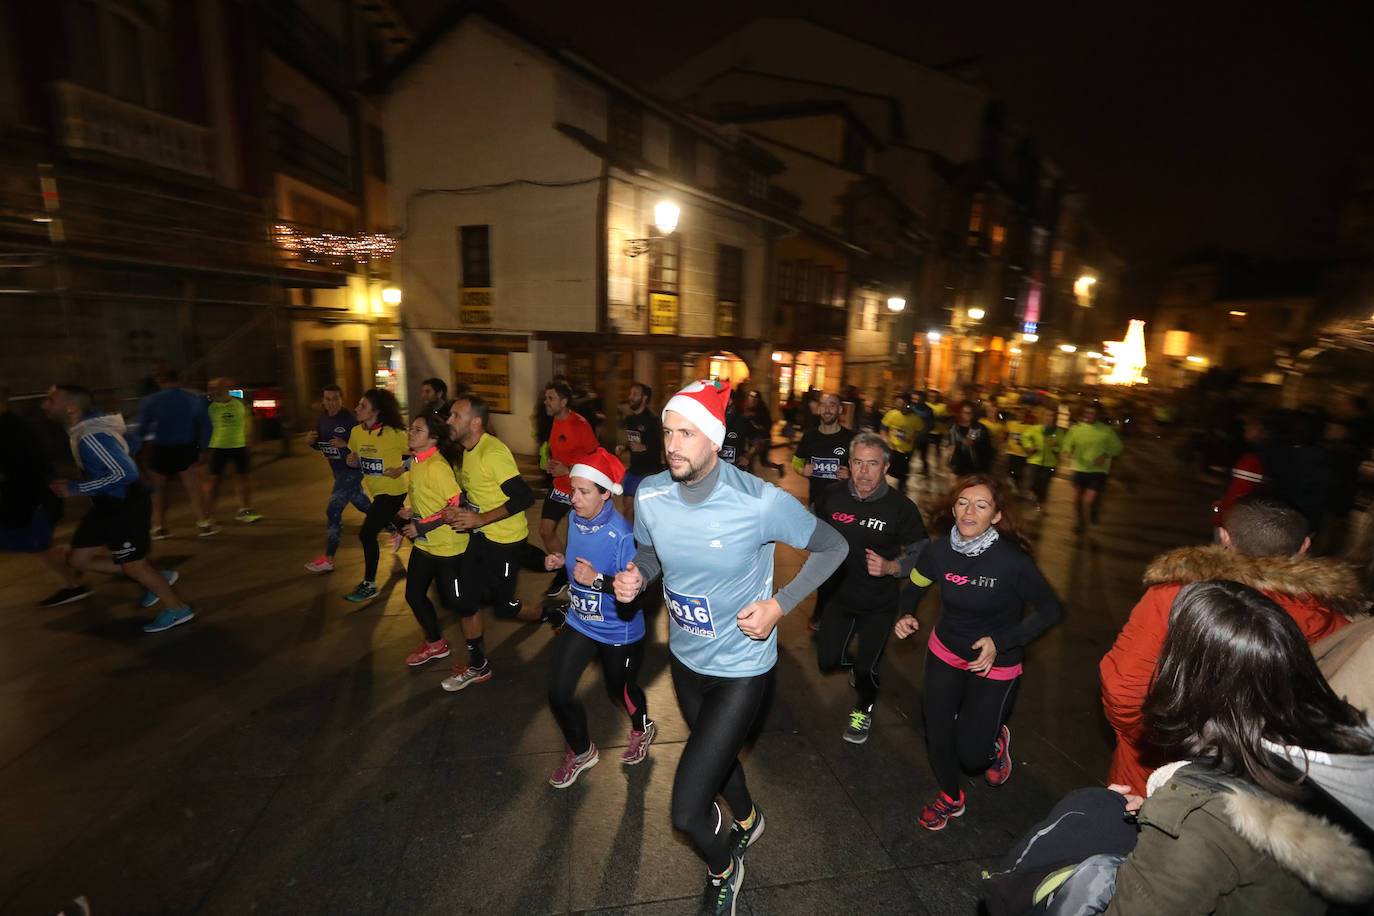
[1004,420,1033,457]
[882,409,922,454]
[348,424,409,497]
[458,433,529,544]
[207,396,248,450]
[407,448,468,557]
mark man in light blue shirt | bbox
[615,380,847,914]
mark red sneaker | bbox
[918,791,965,831]
[405,639,451,667]
[985,725,1012,786]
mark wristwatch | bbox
[591,574,606,592]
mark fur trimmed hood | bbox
[1142,545,1365,619]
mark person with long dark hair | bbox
[1103,580,1374,912]
[341,388,408,603]
[894,473,1062,830]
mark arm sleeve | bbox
[1100,588,1171,741]
[70,434,138,496]
[773,519,849,613]
[896,500,930,576]
[499,474,533,515]
[627,541,662,595]
[989,551,1063,650]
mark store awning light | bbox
[653,201,680,235]
[927,330,941,341]
[381,287,402,305]
[967,307,985,320]
[1060,344,1078,353]
[887,297,906,312]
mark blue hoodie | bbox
[67,412,139,499]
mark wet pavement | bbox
[0,430,1215,915]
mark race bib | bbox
[321,445,341,460]
[360,455,385,476]
[891,428,911,445]
[568,583,605,622]
[665,587,716,639]
[720,444,737,462]
[811,457,840,479]
[550,488,573,505]
[626,429,641,445]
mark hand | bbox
[969,636,997,675]
[837,466,850,479]
[572,557,598,587]
[547,459,570,477]
[544,552,564,572]
[614,561,643,602]
[736,597,784,640]
[1108,784,1144,814]
[306,432,318,446]
[328,437,348,449]
[1094,453,1108,466]
[801,462,814,478]
[401,522,418,539]
[865,548,898,577]
[446,508,482,531]
[49,479,70,498]
[894,614,920,638]
[396,506,413,519]
[345,454,358,467]
[383,466,405,478]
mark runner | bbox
[43,385,193,633]
[544,448,655,787]
[539,380,600,600]
[909,391,936,475]
[303,385,371,573]
[438,394,545,692]
[417,377,452,420]
[1020,405,1061,510]
[1002,406,1036,494]
[793,391,853,510]
[397,414,468,667]
[614,381,662,520]
[0,383,87,607]
[881,393,921,490]
[719,392,753,471]
[1058,402,1124,534]
[613,380,848,915]
[342,388,408,602]
[814,432,928,743]
[893,473,1061,830]
[947,403,993,478]
[136,368,214,538]
[203,378,261,525]
[743,389,784,477]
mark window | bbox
[649,233,680,293]
[366,125,387,181]
[716,245,743,336]
[459,225,491,288]
[63,0,151,107]
[747,169,768,199]
[1050,247,1064,277]
[968,193,985,234]
[608,95,643,159]
[990,224,1006,256]
[778,261,795,302]
[670,127,696,182]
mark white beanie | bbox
[662,380,731,447]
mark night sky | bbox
[395,1,1374,272]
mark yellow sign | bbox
[452,352,510,413]
[459,287,492,327]
[1162,329,1189,358]
[716,300,737,336]
[649,292,678,335]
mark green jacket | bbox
[1107,765,1374,915]
[1021,424,1061,467]
[1059,421,1123,474]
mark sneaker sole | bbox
[143,610,195,634]
[152,531,170,540]
[621,725,656,765]
[440,670,492,692]
[843,731,870,745]
[407,649,451,667]
[40,591,91,608]
[304,565,335,573]
[549,752,599,788]
[919,808,964,831]
[344,593,378,603]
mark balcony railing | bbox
[256,0,349,90]
[269,112,353,194]
[53,81,212,179]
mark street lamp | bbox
[1074,275,1097,301]
[381,286,402,306]
[887,297,906,312]
[927,330,941,342]
[624,200,680,257]
[1060,344,1078,353]
[967,307,985,320]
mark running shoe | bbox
[390,529,404,552]
[544,603,567,632]
[544,575,569,599]
[440,662,492,692]
[197,519,219,537]
[236,508,262,523]
[728,806,765,859]
[344,581,378,602]
[698,854,744,916]
[138,569,179,608]
[37,585,90,608]
[843,708,873,745]
[549,744,599,788]
[621,720,656,765]
[985,725,1012,786]
[918,790,965,831]
[405,639,451,667]
[304,556,335,573]
[143,605,194,633]
[151,526,170,540]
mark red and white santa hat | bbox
[662,379,731,447]
[570,447,626,495]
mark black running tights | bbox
[816,603,894,710]
[923,651,1019,797]
[359,493,405,581]
[669,655,770,874]
[405,547,462,642]
[547,625,647,757]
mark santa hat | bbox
[570,447,626,495]
[662,379,731,447]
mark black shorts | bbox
[457,532,522,614]
[541,491,573,523]
[72,488,151,564]
[1073,471,1108,492]
[209,447,250,476]
[149,443,199,476]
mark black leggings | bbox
[547,626,647,756]
[405,547,462,642]
[923,650,1019,797]
[359,493,405,581]
[670,655,770,874]
[1030,464,1055,502]
[817,603,895,710]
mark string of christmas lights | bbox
[273,223,396,260]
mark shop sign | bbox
[451,352,510,412]
[649,292,678,335]
[460,287,492,327]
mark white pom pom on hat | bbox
[661,379,732,447]
[569,447,626,495]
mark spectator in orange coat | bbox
[1099,494,1362,795]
